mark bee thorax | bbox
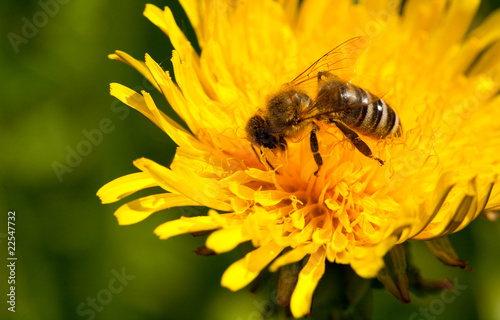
[265,90,312,132]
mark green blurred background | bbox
[1,0,500,319]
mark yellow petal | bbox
[221,241,283,291]
[290,247,326,318]
[170,51,226,131]
[108,51,159,91]
[141,89,207,150]
[154,215,221,239]
[97,172,157,204]
[178,0,200,37]
[206,226,250,253]
[109,83,203,150]
[331,226,349,251]
[108,82,162,129]
[199,40,242,105]
[406,171,456,239]
[144,53,169,95]
[228,181,289,206]
[115,193,201,225]
[351,238,396,278]
[143,4,198,65]
[358,0,402,13]
[414,176,492,240]
[429,0,480,59]
[269,244,320,272]
[134,157,232,211]
[279,0,300,25]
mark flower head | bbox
[98,0,500,317]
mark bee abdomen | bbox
[352,97,401,139]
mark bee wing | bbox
[287,36,371,89]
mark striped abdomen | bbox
[316,81,402,139]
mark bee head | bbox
[245,115,279,150]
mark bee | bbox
[245,36,402,174]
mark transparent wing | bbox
[286,36,371,89]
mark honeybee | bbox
[245,36,402,174]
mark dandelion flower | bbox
[98,0,500,318]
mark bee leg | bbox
[251,145,279,174]
[278,136,288,151]
[330,119,384,165]
[310,128,323,175]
